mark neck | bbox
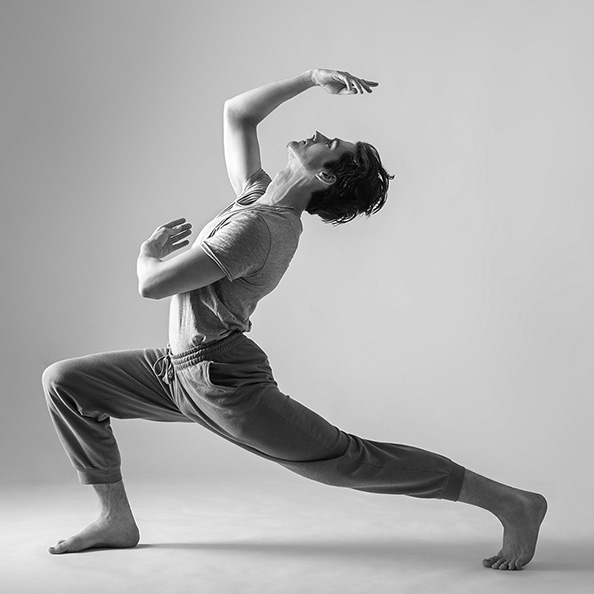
[256,167,314,213]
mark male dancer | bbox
[43,68,546,569]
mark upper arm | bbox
[223,101,263,197]
[140,244,226,300]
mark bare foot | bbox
[48,515,140,554]
[482,490,547,570]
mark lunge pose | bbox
[43,69,546,569]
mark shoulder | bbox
[236,169,272,205]
[207,208,272,245]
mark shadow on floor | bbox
[135,537,594,572]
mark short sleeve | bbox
[200,211,271,281]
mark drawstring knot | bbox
[153,347,174,384]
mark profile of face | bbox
[287,131,356,173]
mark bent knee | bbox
[42,358,79,394]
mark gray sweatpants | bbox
[42,332,465,500]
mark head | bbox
[288,131,393,225]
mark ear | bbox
[315,170,336,187]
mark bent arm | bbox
[225,70,315,126]
[223,69,377,196]
[223,70,316,196]
[137,245,225,300]
[137,217,225,300]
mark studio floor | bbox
[2,477,592,594]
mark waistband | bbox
[171,331,244,370]
[153,332,244,384]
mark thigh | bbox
[173,335,348,460]
[241,386,349,462]
[180,358,348,461]
[44,348,188,422]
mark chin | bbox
[286,141,301,157]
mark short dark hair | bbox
[305,141,394,225]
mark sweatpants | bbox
[42,331,465,500]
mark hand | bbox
[311,69,378,95]
[141,217,193,259]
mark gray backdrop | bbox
[2,0,593,537]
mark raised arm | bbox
[223,69,377,196]
[137,70,379,300]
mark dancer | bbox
[43,68,546,569]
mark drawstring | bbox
[153,332,244,383]
[153,347,174,384]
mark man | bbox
[43,68,546,570]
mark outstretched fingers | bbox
[342,72,377,94]
[342,73,354,94]
[360,78,379,91]
[314,68,379,96]
[161,217,188,229]
[161,221,192,239]
[147,219,193,254]
[170,222,192,236]
[168,224,193,251]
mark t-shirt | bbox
[168,169,303,354]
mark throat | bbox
[256,170,312,212]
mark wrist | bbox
[304,69,318,87]
[139,242,159,260]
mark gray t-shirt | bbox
[168,169,303,353]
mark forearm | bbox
[224,70,316,125]
[136,231,226,300]
[136,247,162,299]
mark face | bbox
[287,131,356,172]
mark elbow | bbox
[224,98,240,115]
[138,283,154,299]
[137,256,171,299]
[223,99,255,126]
[138,281,164,300]
[223,98,235,113]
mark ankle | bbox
[99,506,134,522]
[458,469,516,518]
[92,481,135,521]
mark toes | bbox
[504,558,525,570]
[482,555,500,568]
[484,556,526,571]
[48,539,69,554]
